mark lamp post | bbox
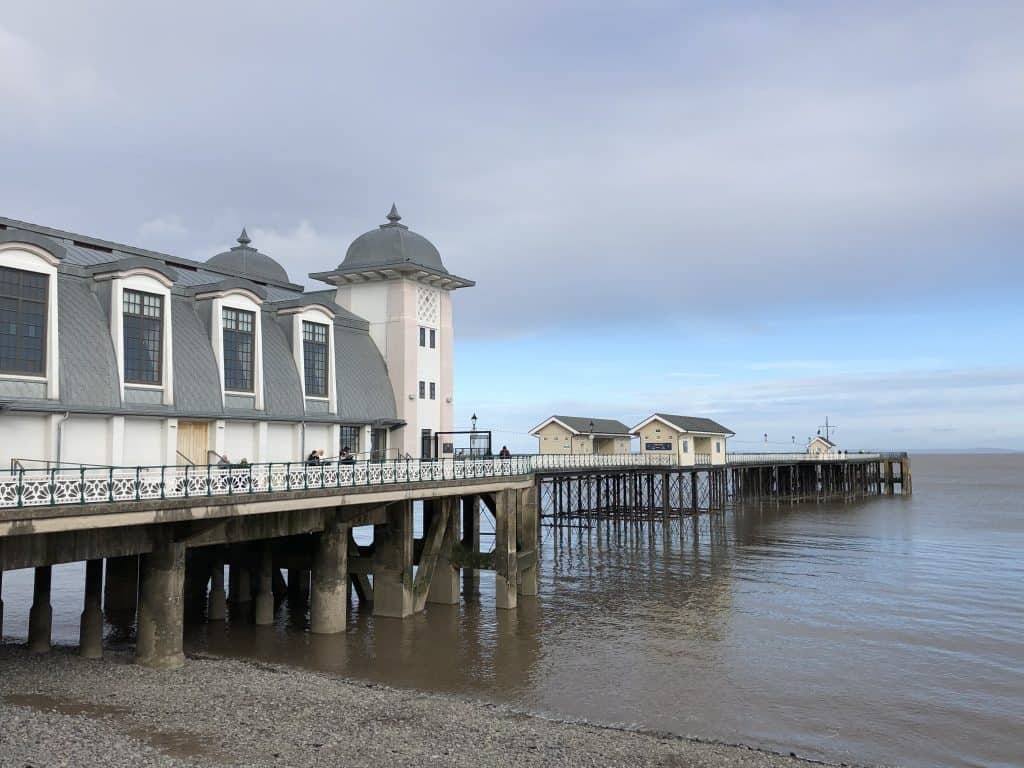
[589,420,595,455]
[471,413,478,432]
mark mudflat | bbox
[0,646,833,768]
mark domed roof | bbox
[340,205,448,273]
[207,229,291,284]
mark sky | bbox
[2,1,1021,452]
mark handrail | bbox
[175,450,196,467]
[0,451,903,510]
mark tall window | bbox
[339,426,360,455]
[429,381,436,400]
[223,307,255,392]
[419,380,425,399]
[122,289,163,384]
[429,329,436,349]
[418,327,426,347]
[302,321,329,397]
[0,267,47,375]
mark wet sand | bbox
[0,646,836,768]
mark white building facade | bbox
[0,206,467,470]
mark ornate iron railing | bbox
[0,451,904,510]
[726,451,897,463]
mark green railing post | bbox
[135,466,140,501]
[79,466,85,504]
[161,465,166,500]
[49,467,55,506]
[207,462,212,497]
[184,464,190,499]
[108,467,113,502]
[16,467,24,508]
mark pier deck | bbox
[0,451,909,667]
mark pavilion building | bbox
[0,205,472,470]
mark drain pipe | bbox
[300,421,306,461]
[55,411,71,467]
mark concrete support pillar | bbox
[461,495,480,597]
[373,501,414,619]
[0,571,4,639]
[517,486,539,597]
[254,542,274,626]
[136,542,186,669]
[104,555,139,616]
[494,489,518,610]
[427,497,461,605]
[79,559,104,659]
[311,516,350,633]
[207,555,227,621]
[28,565,53,653]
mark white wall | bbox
[304,423,331,458]
[266,423,298,462]
[223,421,258,463]
[122,417,165,466]
[0,414,49,469]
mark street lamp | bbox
[471,413,478,432]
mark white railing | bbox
[0,453,674,510]
[726,451,884,464]
[0,451,903,510]
[528,453,674,470]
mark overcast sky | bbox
[2,1,1021,451]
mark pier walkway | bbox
[0,450,909,668]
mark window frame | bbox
[222,306,256,393]
[419,327,426,347]
[302,320,330,398]
[418,380,426,399]
[429,381,436,400]
[121,288,164,386]
[429,328,436,349]
[0,265,49,377]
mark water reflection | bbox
[4,456,1023,768]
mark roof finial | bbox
[386,203,401,224]
[237,227,251,247]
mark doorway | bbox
[176,421,210,466]
[421,429,432,460]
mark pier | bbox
[0,451,909,668]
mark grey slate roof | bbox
[334,326,397,422]
[57,275,121,409]
[342,205,447,273]
[206,230,292,284]
[546,416,632,435]
[309,205,474,290]
[260,314,305,419]
[170,298,225,414]
[651,414,734,436]
[0,216,398,426]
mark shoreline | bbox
[0,645,862,768]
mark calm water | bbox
[2,455,1022,767]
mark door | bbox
[176,421,210,466]
[421,429,432,460]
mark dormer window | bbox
[302,320,329,397]
[122,289,163,384]
[0,266,48,375]
[222,307,255,392]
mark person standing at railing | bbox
[499,445,511,458]
[306,449,324,465]
[217,454,231,467]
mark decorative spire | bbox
[237,227,251,247]
[386,203,401,225]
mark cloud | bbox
[140,214,187,240]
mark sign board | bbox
[442,442,454,454]
[645,442,672,451]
